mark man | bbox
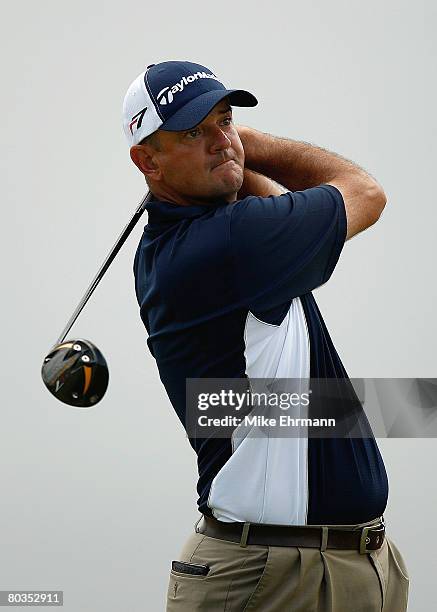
[123,61,409,611]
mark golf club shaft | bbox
[55,191,151,346]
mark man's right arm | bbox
[238,126,386,241]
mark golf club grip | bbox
[55,191,151,346]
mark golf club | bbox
[41,191,152,407]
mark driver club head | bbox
[41,339,109,407]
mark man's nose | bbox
[209,127,231,153]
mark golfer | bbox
[123,61,409,611]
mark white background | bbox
[1,1,436,609]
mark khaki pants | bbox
[166,517,409,611]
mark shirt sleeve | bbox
[229,184,347,310]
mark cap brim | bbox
[159,89,257,132]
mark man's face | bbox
[147,99,245,205]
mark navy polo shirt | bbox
[133,185,388,525]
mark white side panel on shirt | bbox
[208,298,311,525]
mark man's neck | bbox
[147,184,237,207]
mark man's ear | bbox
[130,145,162,180]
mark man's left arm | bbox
[237,168,287,199]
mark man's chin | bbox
[215,169,244,199]
[216,183,243,203]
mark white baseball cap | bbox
[122,60,258,146]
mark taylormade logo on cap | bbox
[157,71,221,106]
[122,60,258,146]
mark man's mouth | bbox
[212,159,234,170]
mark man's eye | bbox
[186,129,200,138]
[222,116,233,126]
